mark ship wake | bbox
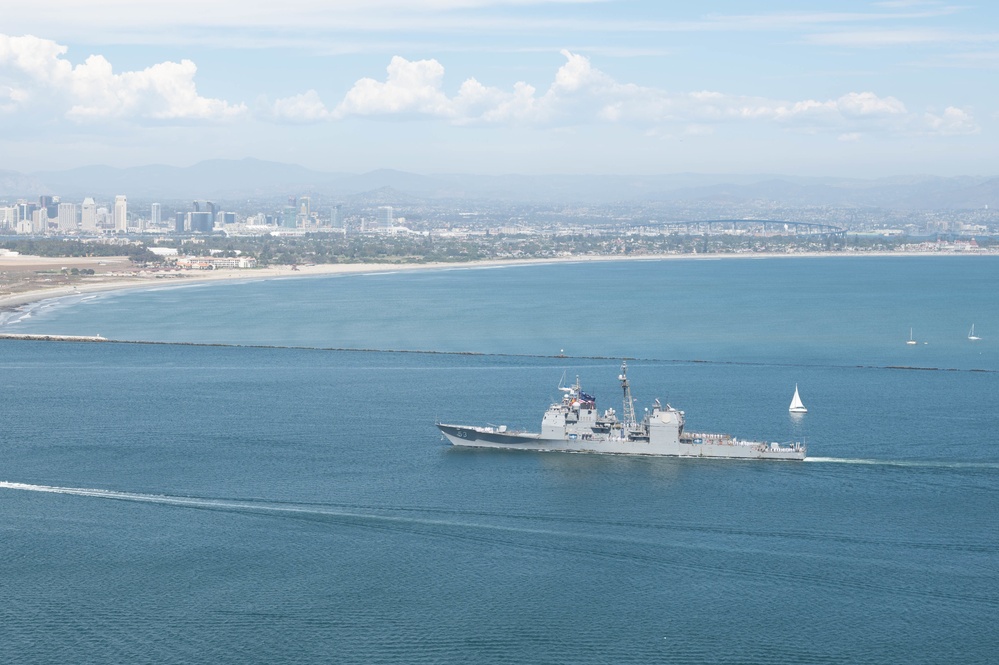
[804,457,999,470]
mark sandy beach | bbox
[0,250,992,314]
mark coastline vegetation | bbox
[1,230,992,278]
[143,231,990,267]
[1,239,160,263]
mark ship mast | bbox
[619,361,636,427]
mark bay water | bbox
[1,256,997,663]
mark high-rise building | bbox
[282,206,297,228]
[39,195,58,221]
[96,206,111,229]
[188,211,213,233]
[379,206,393,230]
[114,195,128,232]
[18,201,36,222]
[57,202,77,231]
[175,212,186,233]
[81,198,97,232]
[151,203,161,227]
[193,200,217,219]
[32,208,48,234]
[0,206,19,230]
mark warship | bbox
[437,362,805,460]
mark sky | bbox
[1,0,997,177]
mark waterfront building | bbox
[81,198,97,232]
[114,195,127,233]
[39,195,58,220]
[175,255,258,269]
[31,208,48,234]
[96,206,111,229]
[17,201,36,223]
[57,202,77,231]
[0,206,20,230]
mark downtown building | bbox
[114,195,127,232]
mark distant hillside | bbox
[0,170,48,199]
[0,160,995,209]
[656,175,999,209]
[28,158,345,200]
[341,186,427,206]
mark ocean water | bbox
[5,256,998,370]
[1,257,997,664]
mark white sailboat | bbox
[789,384,807,414]
[968,324,981,341]
[906,328,917,345]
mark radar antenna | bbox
[619,361,637,427]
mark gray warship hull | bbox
[438,424,805,460]
[437,362,806,461]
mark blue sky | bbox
[1,1,996,176]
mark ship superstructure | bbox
[437,362,805,460]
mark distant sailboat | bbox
[789,384,807,414]
[968,324,981,341]
[906,328,917,345]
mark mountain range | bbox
[1,158,997,210]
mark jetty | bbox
[0,333,107,343]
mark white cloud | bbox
[476,81,545,123]
[288,51,979,140]
[922,106,979,135]
[0,33,245,122]
[269,90,331,123]
[316,50,977,139]
[803,28,997,48]
[0,2,968,45]
[550,49,609,93]
[332,56,453,119]
[1,36,979,143]
[836,91,907,116]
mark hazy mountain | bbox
[644,175,999,209]
[28,159,344,199]
[1,159,996,209]
[328,170,459,199]
[341,186,427,206]
[0,170,48,199]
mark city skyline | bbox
[2,1,998,177]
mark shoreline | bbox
[0,250,994,315]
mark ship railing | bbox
[681,432,734,444]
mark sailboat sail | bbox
[968,324,981,341]
[789,384,807,413]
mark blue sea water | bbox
[1,256,997,664]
